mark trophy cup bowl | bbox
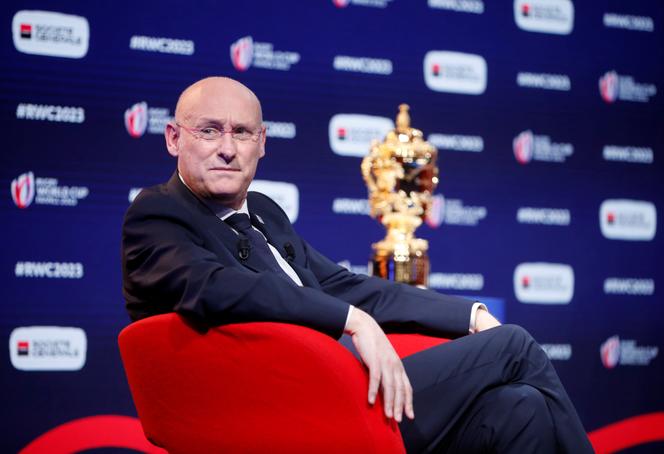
[361,104,439,287]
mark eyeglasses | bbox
[175,122,263,142]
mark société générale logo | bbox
[328,113,394,157]
[599,199,656,241]
[12,10,89,58]
[513,262,574,304]
[423,51,487,95]
[10,326,87,371]
[513,0,574,35]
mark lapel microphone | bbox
[284,242,295,261]
[237,238,250,260]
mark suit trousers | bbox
[396,324,594,454]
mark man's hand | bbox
[475,307,501,332]
[345,308,414,422]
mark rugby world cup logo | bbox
[425,194,445,228]
[124,102,148,138]
[11,171,35,209]
[513,130,534,164]
[599,71,619,103]
[230,36,253,72]
[600,335,621,369]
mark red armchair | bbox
[118,313,447,453]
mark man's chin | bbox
[205,187,246,208]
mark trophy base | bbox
[369,252,430,287]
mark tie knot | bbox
[225,213,253,233]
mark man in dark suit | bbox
[122,77,594,453]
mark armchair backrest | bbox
[118,313,405,454]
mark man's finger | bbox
[382,371,395,418]
[393,370,405,422]
[403,370,415,420]
[368,368,381,405]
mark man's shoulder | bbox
[121,177,207,247]
[247,191,297,237]
[123,173,201,227]
[127,181,177,215]
[247,191,289,220]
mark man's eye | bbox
[234,127,248,134]
[200,127,219,135]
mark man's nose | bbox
[216,132,237,163]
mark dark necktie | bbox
[225,213,292,280]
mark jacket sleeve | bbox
[301,239,475,339]
[121,191,350,338]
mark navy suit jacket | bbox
[122,172,474,339]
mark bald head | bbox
[175,77,262,124]
[165,76,267,208]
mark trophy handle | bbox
[361,154,378,193]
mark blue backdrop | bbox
[3,1,663,452]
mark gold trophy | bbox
[361,104,439,287]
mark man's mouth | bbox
[210,167,240,172]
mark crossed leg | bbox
[398,324,593,454]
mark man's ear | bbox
[258,125,267,158]
[165,122,180,157]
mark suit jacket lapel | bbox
[168,173,324,287]
[249,210,322,290]
[249,212,284,255]
[167,173,265,274]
